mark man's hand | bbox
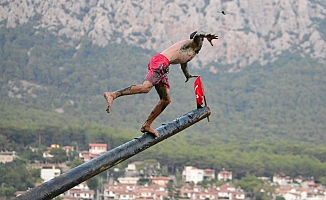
[185,75,199,83]
[206,34,218,46]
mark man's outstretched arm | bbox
[181,63,197,83]
[193,31,218,46]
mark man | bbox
[104,31,218,137]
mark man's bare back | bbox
[161,40,199,64]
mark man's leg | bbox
[140,86,171,137]
[104,80,153,113]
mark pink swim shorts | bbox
[145,54,171,90]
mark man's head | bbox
[189,31,204,54]
[190,31,197,39]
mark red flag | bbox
[194,76,205,108]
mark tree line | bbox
[1,123,326,198]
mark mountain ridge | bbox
[0,0,325,71]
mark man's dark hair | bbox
[190,31,197,39]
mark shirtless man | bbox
[104,31,218,137]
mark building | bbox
[62,146,74,154]
[43,144,74,160]
[273,173,292,186]
[151,176,171,186]
[79,150,95,163]
[125,161,143,177]
[50,144,60,148]
[103,183,166,200]
[65,189,94,200]
[79,144,108,163]
[203,168,215,180]
[182,166,204,184]
[89,143,107,155]
[125,160,161,178]
[103,183,136,199]
[40,165,61,182]
[0,151,18,163]
[63,182,95,200]
[42,151,54,159]
[118,177,140,184]
[179,183,245,200]
[217,169,233,181]
[233,190,246,199]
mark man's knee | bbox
[141,81,153,93]
[160,99,171,106]
[140,86,151,93]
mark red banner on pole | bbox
[194,76,204,108]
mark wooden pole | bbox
[15,107,211,200]
[203,96,210,122]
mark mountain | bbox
[0,0,325,71]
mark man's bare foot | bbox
[103,92,114,113]
[140,125,159,137]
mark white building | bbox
[151,176,171,186]
[182,166,204,184]
[118,177,140,184]
[89,143,107,155]
[73,182,90,190]
[63,182,95,200]
[124,161,144,177]
[40,165,61,182]
[203,169,215,180]
[65,189,94,200]
[217,169,233,181]
[0,151,18,163]
[273,173,292,186]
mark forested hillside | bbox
[1,23,325,145]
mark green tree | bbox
[20,149,44,163]
[0,159,35,192]
[49,148,68,163]
[2,186,16,199]
[235,174,263,198]
[166,180,175,200]
[0,134,10,151]
[69,158,83,169]
[86,176,99,191]
[318,176,326,186]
